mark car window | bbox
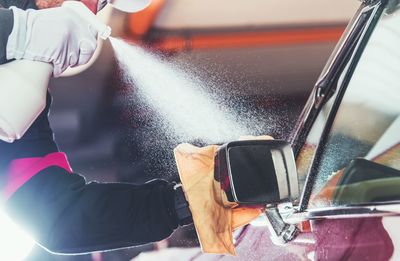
[308,3,400,208]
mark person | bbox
[0,0,192,254]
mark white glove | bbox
[6,6,99,77]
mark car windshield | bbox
[308,2,400,208]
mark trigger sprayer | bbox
[0,1,112,143]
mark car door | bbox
[208,1,400,260]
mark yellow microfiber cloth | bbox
[174,136,272,255]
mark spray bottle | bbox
[0,1,113,143]
[0,0,150,143]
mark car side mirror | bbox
[214,140,299,207]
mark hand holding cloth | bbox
[174,136,272,255]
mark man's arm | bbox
[5,166,184,254]
[0,8,13,64]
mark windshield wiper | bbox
[314,3,379,109]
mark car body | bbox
[135,0,400,260]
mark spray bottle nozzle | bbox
[62,1,112,40]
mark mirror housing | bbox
[215,140,299,207]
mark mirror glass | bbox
[228,145,281,204]
[221,140,298,205]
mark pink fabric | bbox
[3,152,73,200]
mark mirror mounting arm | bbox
[265,202,298,243]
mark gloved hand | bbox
[7,6,99,77]
[174,135,272,255]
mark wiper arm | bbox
[314,3,380,109]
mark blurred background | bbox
[27,0,359,260]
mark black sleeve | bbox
[0,0,38,64]
[0,8,13,64]
[5,167,180,254]
[0,0,37,9]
